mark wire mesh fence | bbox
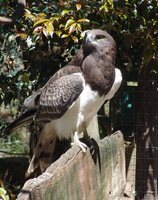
[109,75,158,200]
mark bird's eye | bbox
[96,35,105,39]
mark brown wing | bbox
[35,73,83,125]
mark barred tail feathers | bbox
[2,109,36,136]
[26,130,57,177]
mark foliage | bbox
[0,0,157,108]
[0,179,15,200]
[0,0,157,198]
[0,187,9,200]
[0,134,29,156]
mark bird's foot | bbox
[71,131,87,153]
[71,140,87,153]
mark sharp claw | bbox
[72,131,88,152]
[71,141,87,152]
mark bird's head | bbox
[82,29,116,56]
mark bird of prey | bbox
[3,29,122,176]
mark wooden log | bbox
[17,131,125,200]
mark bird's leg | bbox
[82,125,89,139]
[71,131,87,153]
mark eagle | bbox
[3,29,122,176]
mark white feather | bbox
[43,68,122,140]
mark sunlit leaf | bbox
[76,3,82,11]
[25,13,36,21]
[50,16,60,22]
[33,26,43,34]
[77,18,90,23]
[0,187,9,200]
[56,30,62,37]
[61,9,71,16]
[65,19,75,30]
[24,9,31,14]
[76,23,82,32]
[61,34,69,38]
[71,35,78,43]
[33,19,49,27]
[69,23,77,34]
[24,9,36,21]
[17,33,28,40]
[42,27,48,37]
[38,13,47,18]
[100,4,108,12]
[45,22,54,37]
[107,0,114,7]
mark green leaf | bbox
[0,187,9,200]
[17,33,28,40]
[42,27,48,37]
[76,3,82,11]
[24,12,36,21]
[77,18,90,23]
[71,35,78,43]
[22,72,30,83]
[107,0,114,8]
[61,9,71,16]
[56,30,62,37]
[50,16,60,22]
[69,23,77,34]
[76,23,82,32]
[99,4,108,12]
[65,19,75,30]
[45,22,54,37]
[33,19,49,27]
[38,13,47,18]
[61,34,69,38]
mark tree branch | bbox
[0,149,28,156]
[0,16,14,24]
[0,0,26,24]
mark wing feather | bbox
[35,73,83,124]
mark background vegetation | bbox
[0,0,158,199]
[0,0,157,110]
